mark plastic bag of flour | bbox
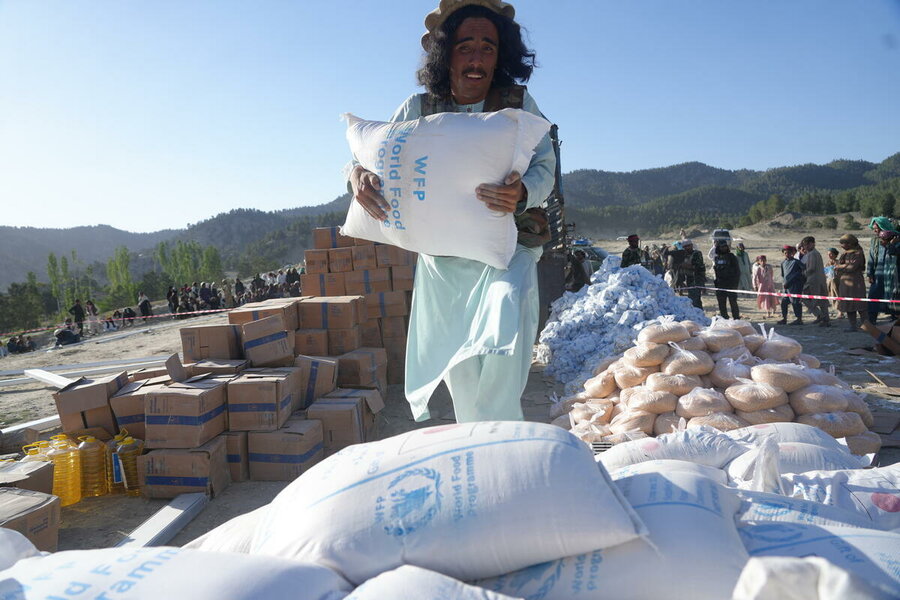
[732,556,898,600]
[0,547,351,600]
[725,378,789,412]
[843,431,882,455]
[623,342,670,367]
[676,387,732,418]
[738,523,900,596]
[251,422,646,584]
[796,411,867,438]
[788,385,850,415]
[661,342,714,376]
[474,471,748,600]
[341,110,550,270]
[751,363,812,393]
[625,389,678,414]
[697,328,744,353]
[636,318,691,344]
[347,566,521,600]
[754,325,803,361]
[645,372,703,396]
[688,412,749,431]
[781,464,900,532]
[736,403,796,426]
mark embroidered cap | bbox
[422,0,516,48]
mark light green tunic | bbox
[389,90,557,422]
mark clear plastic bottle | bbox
[20,443,51,462]
[77,436,109,497]
[114,437,142,497]
[47,438,82,506]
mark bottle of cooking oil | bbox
[114,436,142,497]
[20,443,50,462]
[77,436,108,497]
[47,438,82,506]
[106,431,128,494]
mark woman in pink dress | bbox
[752,255,777,318]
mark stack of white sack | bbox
[553,317,881,454]
[537,256,708,389]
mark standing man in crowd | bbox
[799,236,831,327]
[734,242,752,291]
[68,299,85,336]
[778,244,806,325]
[713,241,741,319]
[621,234,642,268]
[867,217,899,324]
[682,239,705,309]
[348,0,555,422]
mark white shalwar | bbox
[389,90,556,422]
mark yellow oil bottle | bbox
[47,438,82,506]
[20,443,51,462]
[114,437,142,497]
[77,436,109,497]
[106,431,128,494]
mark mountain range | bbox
[2,152,897,291]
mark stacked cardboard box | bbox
[303,227,414,386]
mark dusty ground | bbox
[1,241,897,550]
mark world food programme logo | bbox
[383,468,442,537]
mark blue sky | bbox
[1,1,898,233]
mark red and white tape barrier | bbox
[678,286,900,305]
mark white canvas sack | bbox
[599,426,747,471]
[781,464,900,532]
[0,547,351,600]
[727,442,869,483]
[737,523,900,596]
[733,556,897,600]
[341,109,551,270]
[0,528,39,570]
[608,458,728,485]
[251,422,646,584]
[725,422,850,454]
[183,505,267,553]
[474,471,748,600]
[735,489,877,529]
[347,565,523,600]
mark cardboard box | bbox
[313,226,355,249]
[190,359,248,376]
[391,265,416,292]
[241,367,303,412]
[328,247,354,273]
[293,355,338,409]
[351,244,378,270]
[304,249,330,274]
[0,461,54,496]
[226,371,294,431]
[241,314,294,368]
[344,268,392,296]
[248,418,324,481]
[328,326,361,355]
[299,296,364,330]
[364,291,409,320]
[360,319,382,348]
[381,316,407,344]
[300,272,346,297]
[144,380,227,449]
[222,431,249,482]
[385,344,406,385]
[180,324,243,362]
[228,301,299,332]
[294,328,329,356]
[52,372,127,436]
[309,388,385,451]
[109,378,169,439]
[128,366,169,382]
[337,347,388,395]
[138,436,230,499]
[376,245,415,268]
[0,488,60,551]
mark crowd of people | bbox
[1,335,36,356]
[614,217,899,331]
[167,268,305,320]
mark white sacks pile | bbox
[341,109,550,270]
[538,257,708,387]
[556,317,881,455]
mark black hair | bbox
[417,5,536,100]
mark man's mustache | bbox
[462,67,488,78]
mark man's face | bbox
[450,17,499,105]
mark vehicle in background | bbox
[571,239,608,272]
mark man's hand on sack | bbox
[351,165,390,221]
[476,171,525,213]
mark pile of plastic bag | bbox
[552,316,882,457]
[538,256,709,388]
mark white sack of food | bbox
[341,109,550,270]
[738,523,900,596]
[609,459,728,484]
[0,529,38,571]
[599,427,747,471]
[676,387,732,418]
[796,411,867,438]
[688,412,749,431]
[0,547,352,600]
[251,422,646,584]
[347,565,522,600]
[751,363,812,393]
[788,385,850,415]
[645,372,703,396]
[735,489,877,529]
[737,403,796,426]
[725,422,851,453]
[732,556,898,600]
[661,343,714,376]
[725,379,789,412]
[183,505,267,554]
[728,442,870,483]
[781,464,900,532]
[474,471,748,600]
